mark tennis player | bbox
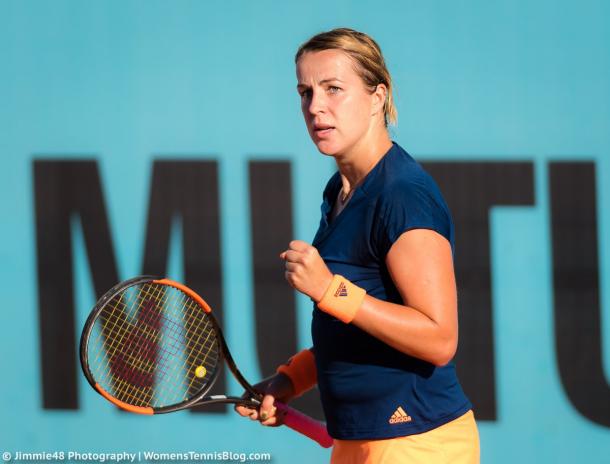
[236,28,480,463]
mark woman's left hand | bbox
[280,240,334,302]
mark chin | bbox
[312,139,343,157]
[316,146,337,157]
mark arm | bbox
[234,347,317,425]
[352,228,457,366]
[282,231,458,367]
[234,372,295,425]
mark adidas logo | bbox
[334,282,348,297]
[389,406,412,424]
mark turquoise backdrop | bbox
[1,1,609,463]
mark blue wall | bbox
[1,1,609,462]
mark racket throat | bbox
[196,395,260,408]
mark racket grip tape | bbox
[274,402,334,448]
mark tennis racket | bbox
[79,276,333,448]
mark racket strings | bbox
[91,283,166,406]
[87,282,221,408]
[151,292,219,405]
[98,286,218,407]
[96,284,166,405]
[94,293,219,397]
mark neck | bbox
[335,131,393,195]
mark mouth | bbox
[313,124,335,137]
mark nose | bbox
[306,88,325,116]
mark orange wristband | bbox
[276,349,317,397]
[317,274,366,323]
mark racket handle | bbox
[274,402,334,448]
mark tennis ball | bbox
[195,366,207,378]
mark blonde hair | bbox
[295,28,397,126]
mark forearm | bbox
[281,235,458,366]
[275,347,317,398]
[351,295,457,366]
[258,373,297,403]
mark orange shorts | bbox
[330,410,480,464]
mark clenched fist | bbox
[280,240,334,302]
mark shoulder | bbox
[374,145,447,213]
[370,143,454,250]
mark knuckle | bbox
[285,272,297,286]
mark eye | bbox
[328,86,341,94]
[299,88,312,98]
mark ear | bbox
[371,83,388,118]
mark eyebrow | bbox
[296,78,344,91]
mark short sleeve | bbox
[373,179,453,259]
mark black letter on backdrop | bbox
[249,161,297,373]
[550,161,610,426]
[422,162,535,420]
[142,160,225,412]
[34,159,225,411]
[249,161,324,419]
[34,160,119,409]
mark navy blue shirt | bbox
[311,142,472,439]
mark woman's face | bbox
[296,49,381,157]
